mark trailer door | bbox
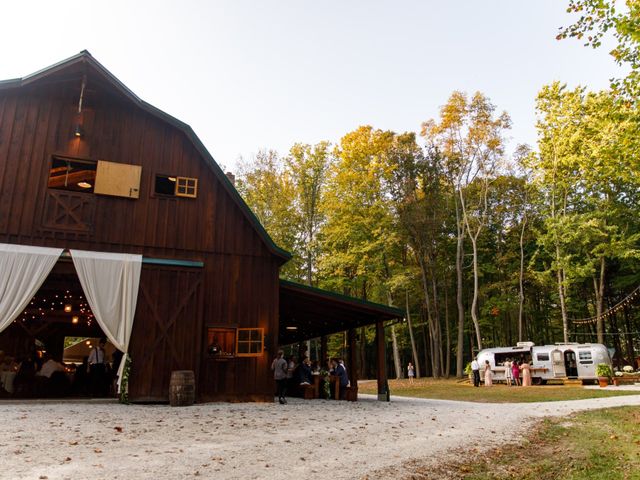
[551,349,566,377]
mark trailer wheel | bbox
[532,377,543,386]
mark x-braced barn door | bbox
[128,266,203,401]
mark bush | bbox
[464,362,472,375]
[596,363,613,378]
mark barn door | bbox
[128,266,203,401]
[551,349,566,377]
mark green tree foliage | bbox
[559,0,640,101]
[236,84,640,379]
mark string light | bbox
[572,285,640,325]
[15,292,91,324]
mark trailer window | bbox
[579,351,593,364]
[537,353,549,362]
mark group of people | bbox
[471,357,532,387]
[0,339,122,398]
[271,350,349,404]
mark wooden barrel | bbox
[169,370,195,407]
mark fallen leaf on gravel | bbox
[94,449,102,453]
[64,457,71,462]
[39,476,48,479]
[69,441,78,446]
[114,426,123,433]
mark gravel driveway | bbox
[2,393,639,480]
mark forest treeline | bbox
[235,1,640,378]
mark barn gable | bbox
[0,50,290,263]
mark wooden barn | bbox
[0,51,401,402]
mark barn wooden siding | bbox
[0,62,281,401]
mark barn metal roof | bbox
[279,279,404,345]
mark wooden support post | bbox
[347,328,358,388]
[376,320,389,401]
[347,328,358,401]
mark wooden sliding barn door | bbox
[128,266,203,401]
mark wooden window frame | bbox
[48,155,97,193]
[153,174,198,199]
[235,328,264,357]
[176,177,198,198]
[206,326,236,358]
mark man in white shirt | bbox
[471,358,480,387]
[88,339,108,396]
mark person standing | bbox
[88,338,108,396]
[471,358,480,387]
[271,350,288,404]
[407,362,415,384]
[512,360,521,386]
[504,358,513,386]
[483,360,493,386]
[333,358,349,400]
[521,360,532,387]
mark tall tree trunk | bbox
[518,215,527,342]
[593,256,606,344]
[421,321,431,377]
[444,283,451,378]
[386,291,402,379]
[418,257,441,377]
[390,325,402,379]
[556,243,570,343]
[469,234,483,349]
[405,289,421,377]
[432,275,444,377]
[455,201,465,377]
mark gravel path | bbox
[1,393,639,480]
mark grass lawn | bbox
[420,407,640,480]
[357,378,640,403]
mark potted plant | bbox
[596,363,612,387]
[464,362,473,383]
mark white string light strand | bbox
[571,285,640,326]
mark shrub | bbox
[596,363,613,378]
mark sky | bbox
[1,1,623,171]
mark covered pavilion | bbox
[279,280,403,400]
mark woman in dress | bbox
[483,360,493,386]
[504,358,513,386]
[407,362,415,384]
[511,360,521,386]
[521,360,532,387]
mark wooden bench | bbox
[612,376,640,386]
[302,384,316,399]
[344,386,358,402]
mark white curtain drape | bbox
[70,250,142,391]
[0,243,63,334]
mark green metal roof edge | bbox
[0,51,291,263]
[279,279,404,318]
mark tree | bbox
[236,150,302,280]
[559,0,640,102]
[286,142,332,286]
[422,91,511,351]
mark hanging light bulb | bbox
[64,304,72,313]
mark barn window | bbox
[236,328,264,356]
[155,175,198,198]
[206,327,236,357]
[49,156,141,198]
[48,157,97,192]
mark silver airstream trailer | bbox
[476,342,612,384]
